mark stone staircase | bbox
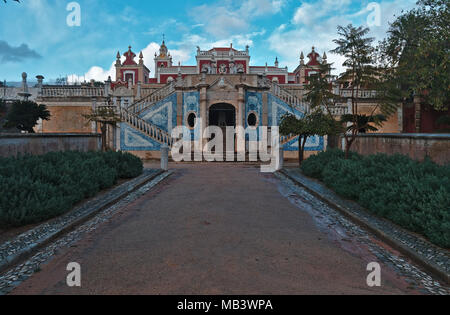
[117,81,176,147]
[119,79,308,151]
[120,107,173,147]
[268,81,310,114]
[127,81,175,115]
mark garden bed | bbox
[0,151,143,227]
[300,149,450,248]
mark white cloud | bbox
[269,0,416,75]
[67,62,116,84]
[68,42,192,83]
[190,0,284,38]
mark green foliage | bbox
[340,114,387,133]
[3,100,51,133]
[0,99,6,114]
[378,0,449,110]
[436,115,450,126]
[331,24,378,88]
[280,112,339,138]
[301,150,450,248]
[0,151,143,227]
[305,63,338,112]
[280,112,339,165]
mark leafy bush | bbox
[301,150,450,248]
[0,151,143,227]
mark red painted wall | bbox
[159,74,187,84]
[403,103,450,133]
[120,69,139,84]
[267,75,286,84]
[157,61,168,68]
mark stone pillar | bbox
[91,97,98,133]
[176,90,183,127]
[398,105,404,133]
[237,85,245,155]
[200,86,208,147]
[161,145,169,171]
[237,86,245,128]
[276,147,284,171]
[105,76,112,96]
[36,75,44,96]
[414,96,421,133]
[262,91,268,126]
[137,81,141,99]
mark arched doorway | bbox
[208,103,236,154]
[209,103,236,127]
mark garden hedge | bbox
[301,149,450,248]
[0,151,143,227]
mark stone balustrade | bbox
[128,81,175,114]
[197,50,249,57]
[269,82,309,114]
[339,89,377,99]
[41,87,105,98]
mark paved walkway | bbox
[11,164,421,294]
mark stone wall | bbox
[341,133,450,165]
[0,133,101,158]
[41,104,97,133]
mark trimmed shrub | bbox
[0,151,143,227]
[301,150,450,248]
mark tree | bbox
[0,99,6,114]
[305,63,337,115]
[378,0,449,111]
[331,24,389,159]
[305,62,344,148]
[280,112,337,166]
[83,101,121,152]
[340,114,387,134]
[3,100,50,133]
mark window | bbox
[124,72,134,83]
[247,112,258,127]
[187,112,197,129]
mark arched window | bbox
[187,112,197,129]
[247,112,258,127]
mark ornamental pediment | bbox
[208,76,236,92]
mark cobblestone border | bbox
[280,168,450,285]
[0,168,165,274]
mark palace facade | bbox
[11,41,403,159]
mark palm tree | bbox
[331,24,389,158]
[340,114,387,157]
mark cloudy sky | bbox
[0,0,417,82]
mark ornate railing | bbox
[128,81,175,114]
[323,106,350,116]
[197,50,249,57]
[280,134,299,145]
[339,89,377,98]
[120,107,173,147]
[269,81,310,114]
[41,87,104,97]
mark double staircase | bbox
[268,81,309,114]
[128,82,175,115]
[119,81,176,147]
[119,80,308,149]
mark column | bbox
[176,90,183,127]
[237,86,245,156]
[262,91,268,126]
[200,86,208,148]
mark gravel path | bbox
[4,164,449,295]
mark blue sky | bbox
[0,0,417,82]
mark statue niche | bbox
[219,63,228,74]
